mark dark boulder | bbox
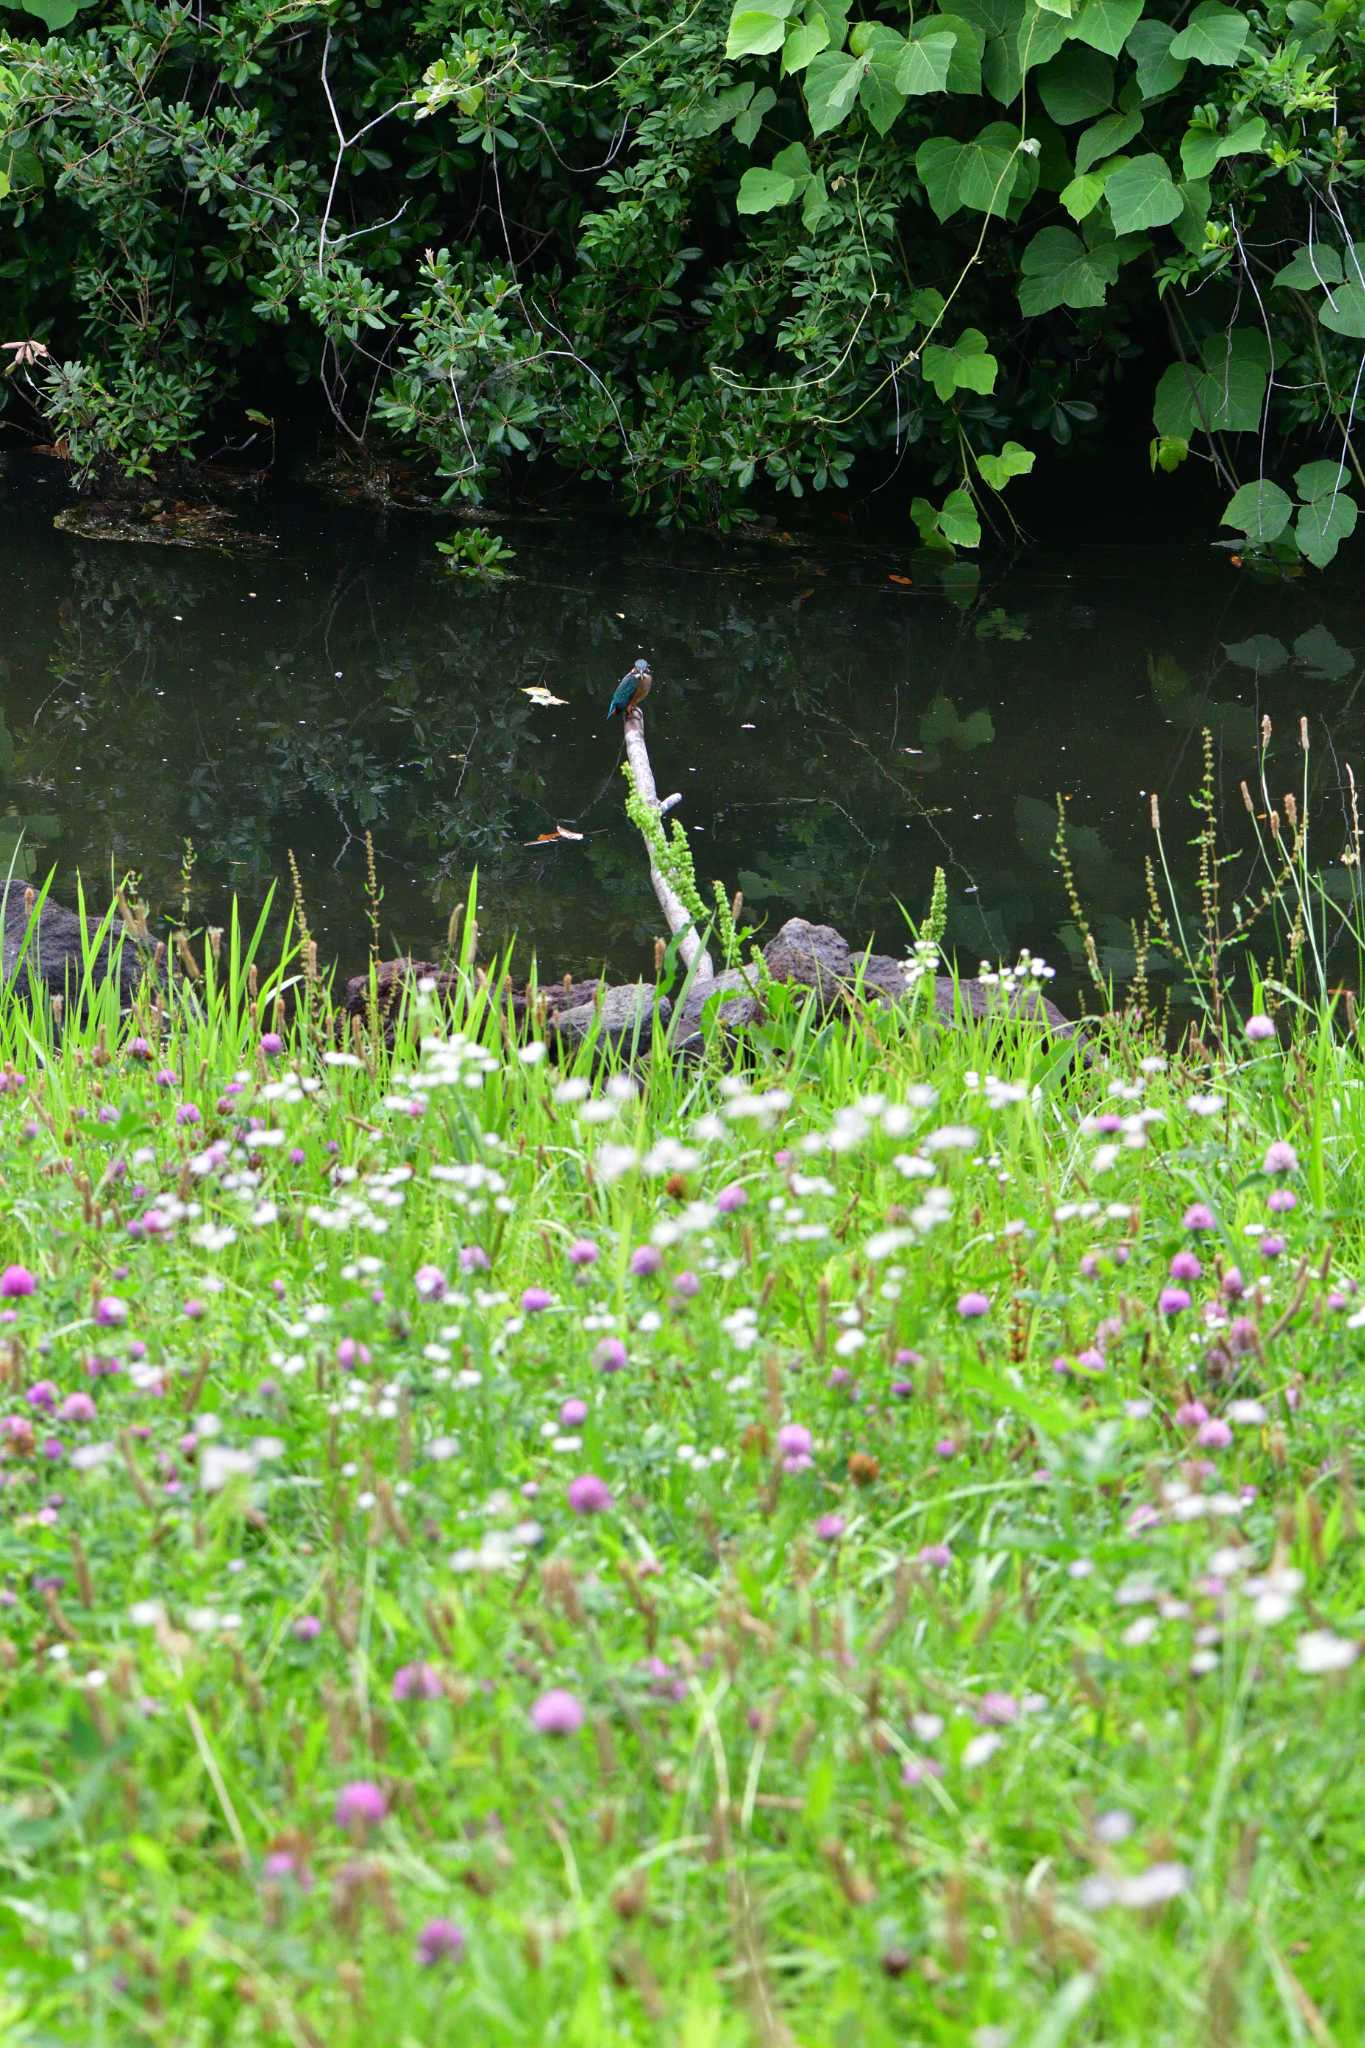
[762,918,851,1002]
[929,975,1073,1035]
[341,960,607,1036]
[672,966,767,1054]
[760,924,1073,1036]
[549,982,671,1053]
[1,883,145,1003]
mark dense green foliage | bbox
[1,0,1362,561]
[0,886,1364,2041]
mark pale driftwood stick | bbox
[623,704,715,983]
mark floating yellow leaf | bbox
[523,686,568,706]
[524,825,585,845]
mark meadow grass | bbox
[0,909,1362,2048]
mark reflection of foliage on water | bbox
[4,500,1363,992]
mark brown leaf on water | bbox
[888,573,914,587]
[524,825,585,846]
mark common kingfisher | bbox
[606,658,653,727]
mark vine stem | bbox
[622,706,714,983]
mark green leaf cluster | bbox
[0,0,1359,571]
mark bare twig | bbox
[622,706,714,983]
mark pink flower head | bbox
[1182,1204,1216,1232]
[292,1615,322,1642]
[901,1756,944,1786]
[414,1264,447,1302]
[1169,1251,1201,1282]
[1263,1141,1298,1176]
[567,1239,598,1267]
[815,1513,845,1542]
[594,1337,627,1375]
[260,1031,284,1056]
[335,1779,387,1830]
[1159,1287,1190,1316]
[393,1661,442,1701]
[917,1543,952,1570]
[25,1381,58,1412]
[59,1392,96,1423]
[559,1398,588,1427]
[567,1473,612,1516]
[777,1423,813,1472]
[0,1266,35,1298]
[1244,1014,1275,1042]
[1196,1417,1232,1449]
[417,1917,465,1966]
[93,1296,128,1327]
[956,1292,990,1319]
[977,1691,1019,1726]
[629,1246,663,1278]
[521,1287,554,1314]
[459,1245,490,1274]
[715,1184,748,1214]
[530,1687,584,1735]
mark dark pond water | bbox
[3,463,1363,1008]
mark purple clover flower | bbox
[417,1918,465,1966]
[777,1423,813,1473]
[956,1292,990,1319]
[335,1780,387,1829]
[530,1688,584,1735]
[567,1473,612,1515]
[393,1662,443,1701]
[0,1266,35,1298]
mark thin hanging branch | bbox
[622,704,715,983]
